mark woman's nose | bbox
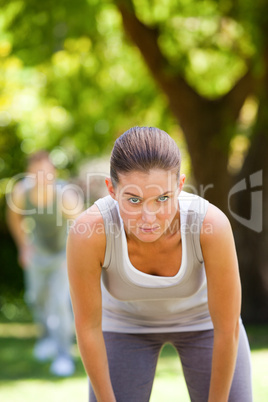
[141,206,157,224]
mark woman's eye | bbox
[158,196,169,202]
[128,197,141,204]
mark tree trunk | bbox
[232,64,268,321]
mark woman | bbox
[67,127,252,401]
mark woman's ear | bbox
[105,178,116,199]
[179,174,186,192]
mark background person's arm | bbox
[6,183,32,268]
[201,204,241,402]
[67,205,116,402]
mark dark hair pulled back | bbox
[110,126,181,186]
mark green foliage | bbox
[0,0,265,296]
[0,0,260,178]
[131,0,255,97]
[0,0,261,179]
[0,0,175,173]
[0,0,178,295]
[0,233,24,295]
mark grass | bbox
[0,322,87,401]
[0,300,267,401]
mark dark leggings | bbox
[89,324,252,402]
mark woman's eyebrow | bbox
[123,192,142,197]
[123,191,173,197]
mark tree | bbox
[114,0,268,321]
[1,0,267,321]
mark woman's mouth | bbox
[139,226,160,233]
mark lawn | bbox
[0,301,267,401]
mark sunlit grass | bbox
[0,316,267,402]
[0,379,88,402]
[150,344,189,401]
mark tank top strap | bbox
[94,196,122,269]
[187,196,209,263]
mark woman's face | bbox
[106,169,185,243]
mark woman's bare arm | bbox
[67,205,116,402]
[201,204,241,402]
[5,183,32,268]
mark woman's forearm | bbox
[208,325,240,402]
[76,326,116,402]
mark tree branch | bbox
[222,69,256,120]
[115,0,258,152]
[116,0,202,118]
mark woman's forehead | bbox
[117,169,178,194]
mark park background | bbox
[0,0,267,400]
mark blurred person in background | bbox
[6,150,84,377]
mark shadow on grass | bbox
[0,314,86,382]
[245,324,268,351]
[0,297,86,382]
[0,335,86,381]
[0,328,86,382]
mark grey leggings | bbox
[89,324,252,402]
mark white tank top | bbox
[95,191,214,333]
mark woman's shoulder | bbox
[201,203,232,246]
[67,202,107,273]
[68,203,106,245]
[204,203,230,229]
